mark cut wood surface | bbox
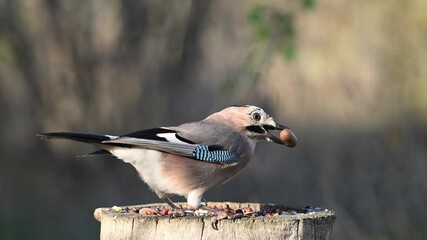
[94,202,336,240]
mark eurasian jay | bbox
[39,105,297,211]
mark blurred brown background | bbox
[1,0,427,239]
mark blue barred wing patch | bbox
[192,145,238,164]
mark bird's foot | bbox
[197,205,233,230]
[169,208,185,217]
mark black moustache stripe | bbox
[246,125,265,134]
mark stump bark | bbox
[94,202,336,240]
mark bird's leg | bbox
[160,196,181,209]
[160,196,189,217]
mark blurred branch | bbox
[222,2,312,93]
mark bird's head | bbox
[206,105,297,147]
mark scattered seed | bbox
[244,207,253,214]
[109,205,327,220]
[160,208,170,216]
[128,208,138,214]
[139,208,158,216]
[112,206,122,211]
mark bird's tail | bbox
[37,132,114,143]
[37,132,117,156]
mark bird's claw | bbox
[211,216,219,230]
[210,211,230,230]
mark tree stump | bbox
[94,202,336,240]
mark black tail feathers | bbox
[37,132,114,144]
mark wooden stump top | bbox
[94,202,336,240]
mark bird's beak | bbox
[263,123,297,147]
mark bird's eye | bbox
[252,112,261,121]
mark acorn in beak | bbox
[263,123,297,148]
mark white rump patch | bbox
[109,148,165,191]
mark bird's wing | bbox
[103,127,238,164]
